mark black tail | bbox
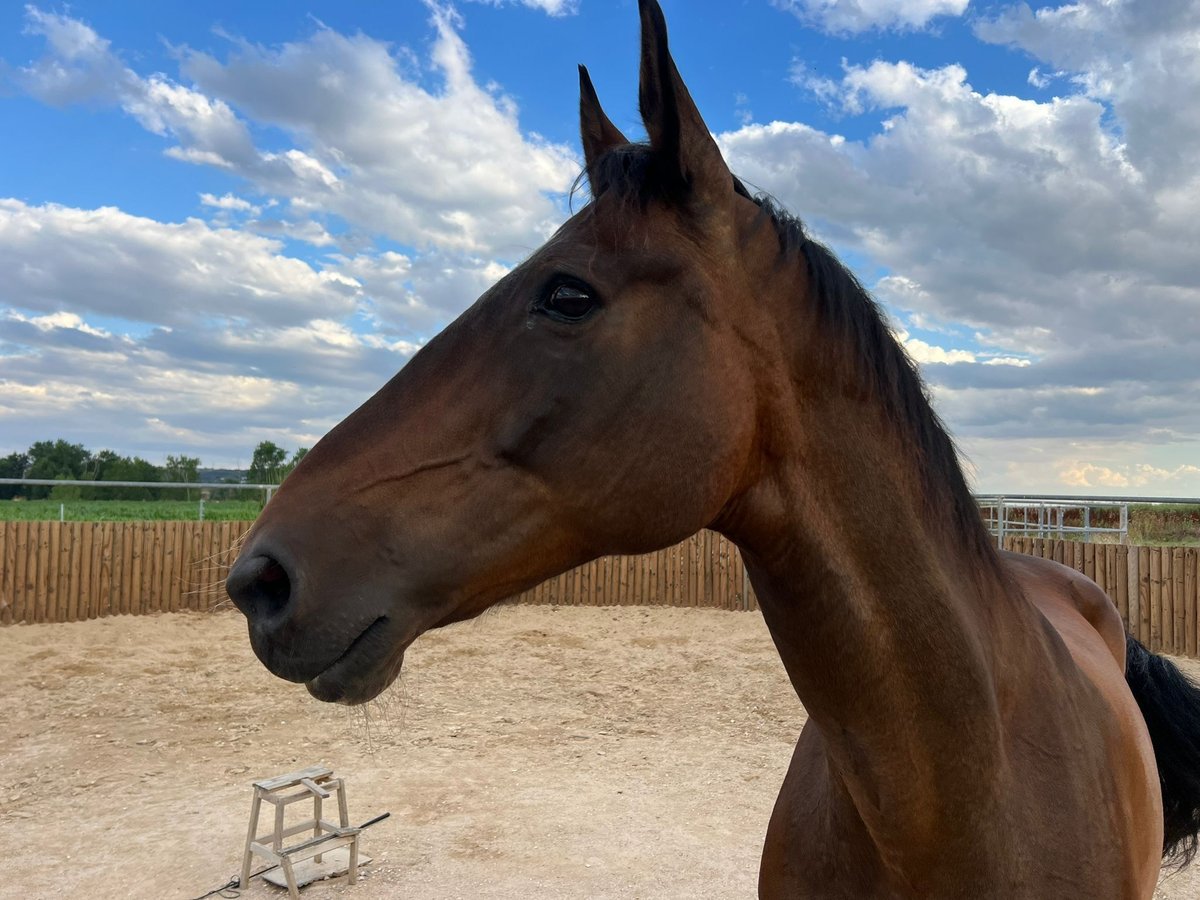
[1125,633,1200,867]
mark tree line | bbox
[0,439,308,501]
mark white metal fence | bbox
[0,477,280,521]
[975,494,1200,547]
[976,496,1129,544]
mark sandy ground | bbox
[1,605,1198,900]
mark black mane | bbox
[769,198,997,563]
[581,145,997,563]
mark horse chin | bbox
[302,617,410,705]
[306,646,406,705]
[305,665,395,705]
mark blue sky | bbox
[0,1,1064,222]
[1,0,1198,494]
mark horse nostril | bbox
[226,554,293,622]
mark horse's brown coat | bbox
[227,2,1171,895]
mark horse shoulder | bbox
[998,550,1162,896]
[1000,549,1126,669]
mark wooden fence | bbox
[0,522,755,626]
[0,520,249,625]
[514,529,754,611]
[1,523,1196,660]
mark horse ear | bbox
[637,0,730,205]
[579,64,629,194]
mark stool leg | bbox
[274,798,286,851]
[280,855,300,900]
[348,834,359,884]
[240,790,262,888]
[337,782,349,827]
[313,795,323,864]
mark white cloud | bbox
[18,10,262,173]
[9,311,111,338]
[942,436,1200,496]
[200,192,259,214]
[0,193,509,349]
[464,0,579,15]
[721,58,1197,345]
[175,8,579,256]
[0,194,410,462]
[15,6,126,105]
[1137,464,1200,485]
[123,76,260,168]
[891,328,976,365]
[1059,462,1129,488]
[1059,461,1200,490]
[772,0,968,34]
[788,60,841,105]
[16,5,579,258]
[0,189,510,461]
[902,339,976,365]
[1025,66,1065,89]
[976,0,1200,187]
[245,217,338,248]
[0,200,359,328]
[718,50,1200,467]
[0,304,419,465]
[734,92,754,127]
[335,250,509,336]
[890,327,1032,369]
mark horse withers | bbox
[227,2,1200,896]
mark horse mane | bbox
[579,145,998,565]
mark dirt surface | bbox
[1,606,1197,900]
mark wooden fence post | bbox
[1187,549,1198,660]
[1174,548,1187,657]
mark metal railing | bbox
[975,494,1200,547]
[976,496,1127,545]
[0,477,278,491]
[0,478,280,521]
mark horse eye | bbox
[539,282,597,323]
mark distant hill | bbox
[198,468,248,484]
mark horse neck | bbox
[713,314,1028,849]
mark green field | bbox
[0,499,262,522]
[1127,504,1200,546]
[1045,504,1200,547]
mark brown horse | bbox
[227,2,1200,895]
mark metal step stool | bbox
[240,765,363,898]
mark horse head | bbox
[226,0,784,704]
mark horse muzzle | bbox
[226,547,413,705]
